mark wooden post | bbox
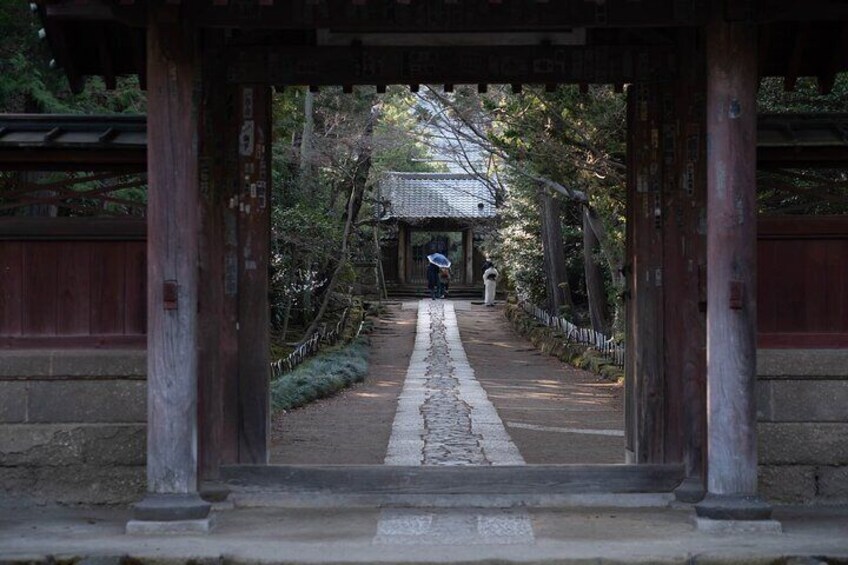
[463,228,474,285]
[198,32,240,481]
[397,223,407,284]
[129,8,210,530]
[665,35,708,502]
[625,82,665,464]
[237,85,272,464]
[695,11,772,521]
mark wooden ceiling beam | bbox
[783,22,811,92]
[817,23,848,94]
[227,44,674,86]
[97,0,703,31]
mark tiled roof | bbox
[380,172,497,220]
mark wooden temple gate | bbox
[28,0,848,529]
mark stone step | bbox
[218,464,684,508]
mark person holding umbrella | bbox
[427,253,451,299]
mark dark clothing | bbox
[426,262,440,290]
[481,260,494,274]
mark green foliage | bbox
[0,4,146,114]
[757,75,848,216]
[270,339,369,412]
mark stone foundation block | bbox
[0,382,27,423]
[757,379,848,422]
[759,423,848,465]
[27,380,146,424]
[0,425,85,466]
[0,424,145,467]
[818,466,848,499]
[0,465,145,504]
[758,465,816,503]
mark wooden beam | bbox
[697,11,770,520]
[625,82,664,465]
[227,44,675,86]
[783,22,811,92]
[237,85,272,465]
[198,32,239,480]
[142,9,207,516]
[661,34,707,501]
[161,1,705,31]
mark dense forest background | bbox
[2,2,847,347]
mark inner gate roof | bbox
[380,172,497,221]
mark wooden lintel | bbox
[784,22,811,92]
[98,27,117,90]
[227,44,674,86]
[43,127,63,142]
[133,1,705,31]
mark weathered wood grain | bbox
[145,12,201,495]
[221,464,685,495]
[237,85,272,465]
[705,12,759,496]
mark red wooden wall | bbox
[0,218,146,348]
[758,216,848,348]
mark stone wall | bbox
[757,349,848,504]
[0,350,146,505]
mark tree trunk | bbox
[538,188,573,315]
[583,205,609,334]
[297,104,377,343]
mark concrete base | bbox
[694,516,783,534]
[674,476,706,503]
[132,492,211,521]
[695,493,773,521]
[125,514,215,535]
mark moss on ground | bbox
[270,338,369,412]
[504,303,624,383]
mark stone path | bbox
[378,300,533,545]
[385,300,524,466]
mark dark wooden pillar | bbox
[625,82,665,464]
[463,228,474,285]
[237,85,273,464]
[397,223,407,284]
[130,9,210,530]
[198,32,240,481]
[696,12,771,521]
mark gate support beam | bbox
[695,11,773,524]
[237,85,273,464]
[128,9,211,533]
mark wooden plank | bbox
[124,241,147,335]
[22,242,58,336]
[627,81,664,464]
[90,242,127,335]
[758,333,848,348]
[0,242,23,337]
[56,242,91,336]
[237,85,272,465]
[173,1,705,31]
[757,239,779,334]
[704,12,759,497]
[0,335,145,349]
[758,215,848,238]
[0,217,146,240]
[662,39,707,484]
[198,32,239,479]
[221,464,686,495]
[227,44,675,86]
[145,12,202,495]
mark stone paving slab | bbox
[1,504,847,563]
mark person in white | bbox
[483,264,499,307]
